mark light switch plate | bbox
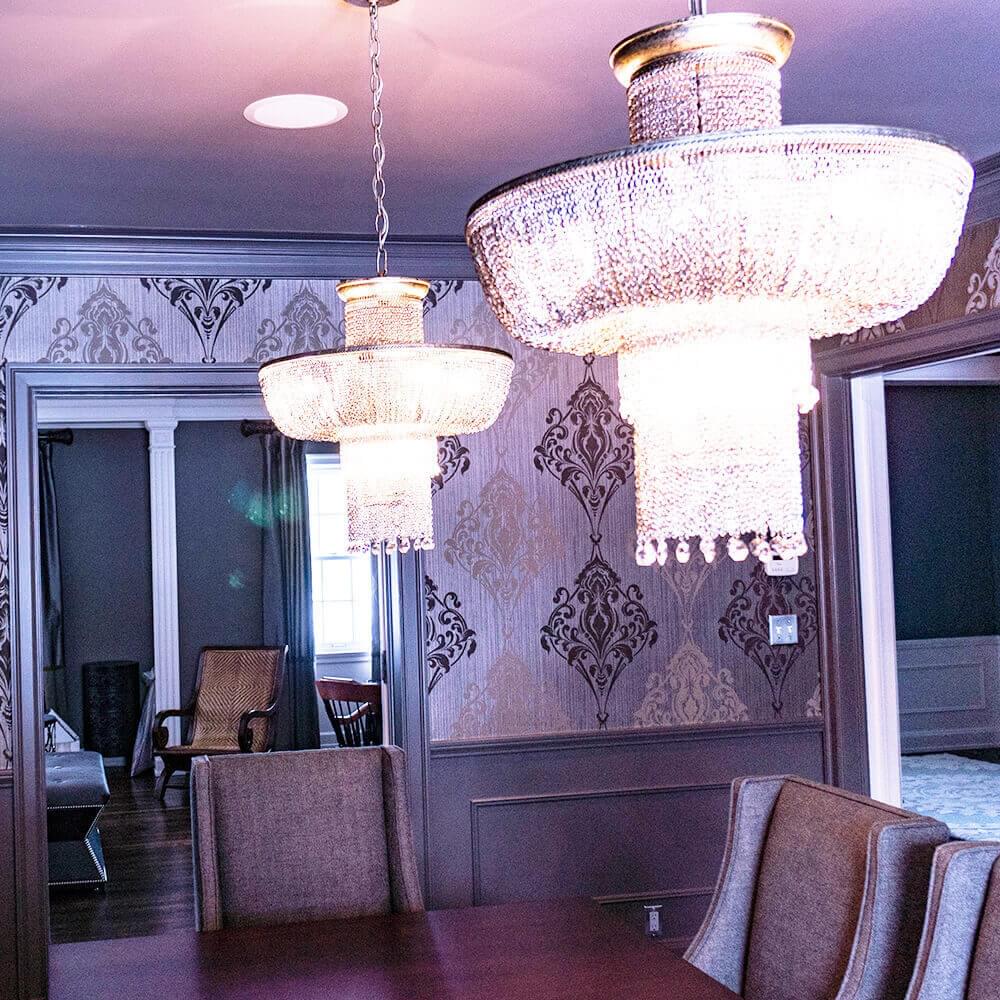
[768,614,798,645]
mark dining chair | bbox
[685,775,950,1000]
[152,646,286,801]
[315,677,382,747]
[190,746,423,930]
[904,841,1000,1000]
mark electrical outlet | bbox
[644,904,663,938]
[768,614,798,645]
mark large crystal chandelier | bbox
[260,0,513,553]
[466,2,973,566]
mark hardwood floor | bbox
[49,766,195,943]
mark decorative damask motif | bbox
[541,550,657,729]
[0,276,66,355]
[635,640,748,728]
[443,468,557,608]
[839,318,905,346]
[431,435,471,495]
[450,649,572,740]
[424,575,476,694]
[245,283,342,363]
[534,356,634,536]
[966,223,1000,315]
[424,280,465,313]
[140,277,272,363]
[43,282,169,364]
[719,562,818,714]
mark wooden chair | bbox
[315,678,382,747]
[152,646,286,801]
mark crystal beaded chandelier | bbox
[466,1,973,566]
[260,0,513,554]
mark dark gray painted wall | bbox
[174,422,264,702]
[51,428,154,736]
[886,385,1000,641]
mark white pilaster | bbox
[146,419,182,749]
[851,375,903,807]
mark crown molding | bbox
[0,228,477,279]
[969,152,1000,227]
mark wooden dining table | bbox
[49,898,741,1000]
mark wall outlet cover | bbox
[768,614,799,645]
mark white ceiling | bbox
[2,0,998,237]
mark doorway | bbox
[7,365,425,998]
[854,354,1000,837]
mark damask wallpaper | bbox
[0,271,827,765]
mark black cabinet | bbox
[82,660,141,758]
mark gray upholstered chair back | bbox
[191,746,423,931]
[685,775,949,1000]
[905,842,1000,1000]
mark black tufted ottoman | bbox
[45,751,111,889]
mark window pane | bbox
[322,559,353,602]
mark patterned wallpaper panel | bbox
[0,274,825,766]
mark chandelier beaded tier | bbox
[466,4,973,566]
[259,1,513,555]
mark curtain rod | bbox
[39,429,73,445]
[240,420,276,438]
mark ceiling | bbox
[3,0,998,238]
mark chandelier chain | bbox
[369,0,389,276]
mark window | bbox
[306,454,374,659]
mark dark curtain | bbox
[261,432,320,750]
[39,439,69,718]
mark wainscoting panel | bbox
[898,636,1000,753]
[425,722,826,937]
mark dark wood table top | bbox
[49,898,740,1000]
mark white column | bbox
[146,419,182,750]
[851,375,903,807]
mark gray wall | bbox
[886,385,1000,641]
[174,421,264,702]
[51,428,154,736]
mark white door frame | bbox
[851,374,902,805]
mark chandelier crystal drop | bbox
[466,5,973,565]
[259,1,513,554]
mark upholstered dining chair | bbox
[904,841,1000,1000]
[190,746,423,930]
[685,775,950,1000]
[315,677,382,747]
[152,646,286,801]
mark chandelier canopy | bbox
[466,6,973,565]
[260,2,512,555]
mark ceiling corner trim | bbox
[0,229,478,280]
[968,153,1000,227]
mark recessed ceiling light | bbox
[243,94,348,130]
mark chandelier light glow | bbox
[466,3,973,566]
[260,0,513,554]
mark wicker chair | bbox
[152,646,286,801]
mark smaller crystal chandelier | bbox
[260,0,513,554]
